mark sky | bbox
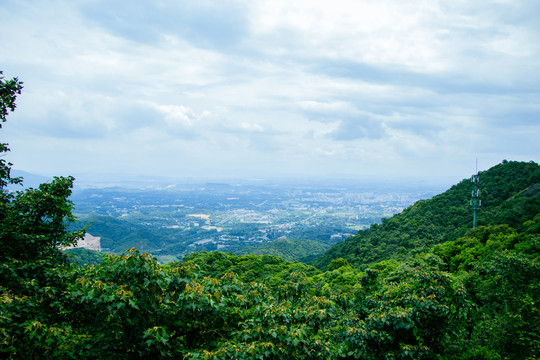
[1,0,539,184]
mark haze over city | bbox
[1,0,539,183]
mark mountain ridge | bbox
[313,160,540,270]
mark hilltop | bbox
[314,160,540,269]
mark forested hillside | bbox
[1,73,538,359]
[75,215,170,252]
[314,160,540,269]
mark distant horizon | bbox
[11,164,493,192]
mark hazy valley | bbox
[69,179,447,262]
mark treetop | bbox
[0,71,24,126]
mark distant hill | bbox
[74,215,170,253]
[313,160,540,270]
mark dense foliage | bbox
[64,247,105,266]
[1,72,538,359]
[237,238,330,262]
[175,251,321,285]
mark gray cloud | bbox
[79,1,250,50]
[1,0,539,180]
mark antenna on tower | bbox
[470,159,481,228]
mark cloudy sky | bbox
[1,0,539,183]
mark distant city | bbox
[69,178,448,261]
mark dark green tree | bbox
[0,71,23,125]
[0,72,84,358]
[0,71,23,192]
[0,71,83,271]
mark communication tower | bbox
[470,162,481,228]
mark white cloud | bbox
[240,122,264,132]
[250,0,448,72]
[153,104,196,127]
[1,0,539,180]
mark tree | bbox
[0,72,84,358]
[0,71,23,191]
[0,71,83,267]
[0,71,23,125]
[341,270,473,359]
